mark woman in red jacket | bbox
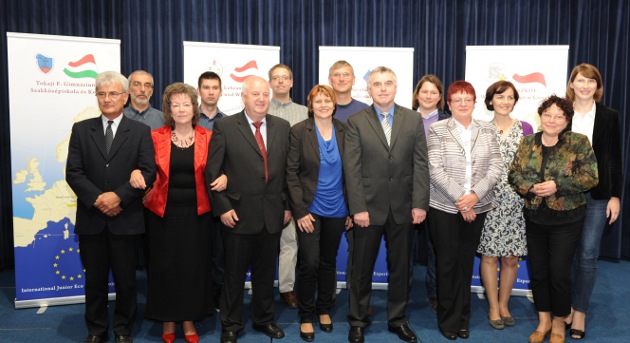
[131,83,225,343]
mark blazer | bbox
[509,131,599,212]
[144,125,212,217]
[428,118,503,214]
[66,115,156,235]
[205,111,291,234]
[570,103,623,200]
[343,104,430,226]
[286,117,346,220]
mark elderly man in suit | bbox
[344,66,429,343]
[66,71,156,343]
[206,76,291,343]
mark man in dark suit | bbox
[66,71,156,343]
[344,66,429,343]
[206,76,291,343]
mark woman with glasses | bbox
[427,80,503,340]
[477,81,533,330]
[130,83,226,343]
[564,64,623,340]
[509,95,598,343]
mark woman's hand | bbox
[297,214,316,233]
[210,174,228,192]
[460,208,477,223]
[129,169,146,189]
[345,216,353,231]
[455,193,479,213]
[531,180,557,197]
[607,197,621,224]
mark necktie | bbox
[105,120,114,155]
[381,112,391,146]
[252,122,268,183]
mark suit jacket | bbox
[205,111,291,234]
[570,103,623,199]
[286,117,347,220]
[66,115,156,235]
[428,118,503,214]
[343,104,430,226]
[144,125,212,217]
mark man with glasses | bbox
[123,70,164,130]
[66,71,156,343]
[328,60,368,123]
[267,63,308,309]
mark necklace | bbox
[494,119,515,135]
[171,130,195,149]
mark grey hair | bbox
[367,66,397,89]
[96,71,129,93]
[127,70,154,86]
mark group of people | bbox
[65,61,622,343]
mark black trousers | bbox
[526,218,583,316]
[347,211,414,328]
[296,214,346,322]
[209,215,225,308]
[429,209,486,333]
[220,228,280,332]
[79,229,138,337]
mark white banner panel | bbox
[318,46,415,109]
[465,45,569,130]
[183,42,280,115]
[8,32,120,308]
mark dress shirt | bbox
[198,108,226,131]
[123,105,164,130]
[244,111,267,148]
[375,104,395,127]
[268,98,308,126]
[571,100,596,144]
[101,113,123,137]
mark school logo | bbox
[36,54,53,73]
[230,60,259,82]
[63,54,99,79]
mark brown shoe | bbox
[549,333,565,343]
[280,291,298,309]
[528,328,551,343]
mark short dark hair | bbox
[485,80,519,111]
[268,63,293,80]
[162,82,200,127]
[198,71,222,89]
[537,94,575,122]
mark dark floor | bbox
[1,261,628,342]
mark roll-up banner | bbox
[319,46,415,290]
[8,32,121,308]
[183,41,280,115]
[465,45,569,297]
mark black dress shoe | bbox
[458,329,470,339]
[300,328,315,342]
[388,323,418,343]
[83,334,108,343]
[320,322,333,332]
[221,331,238,343]
[440,330,457,340]
[348,326,364,343]
[253,323,285,339]
[115,335,133,343]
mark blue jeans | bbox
[571,193,608,313]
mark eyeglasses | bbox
[131,81,153,89]
[451,98,474,105]
[96,91,125,100]
[541,113,566,121]
[271,75,291,81]
[331,72,352,79]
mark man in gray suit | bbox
[344,66,429,343]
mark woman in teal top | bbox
[286,85,351,342]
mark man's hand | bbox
[210,174,228,192]
[297,214,316,233]
[412,208,427,224]
[129,169,146,189]
[220,210,239,228]
[353,211,370,228]
[94,192,122,215]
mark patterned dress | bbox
[477,121,527,257]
